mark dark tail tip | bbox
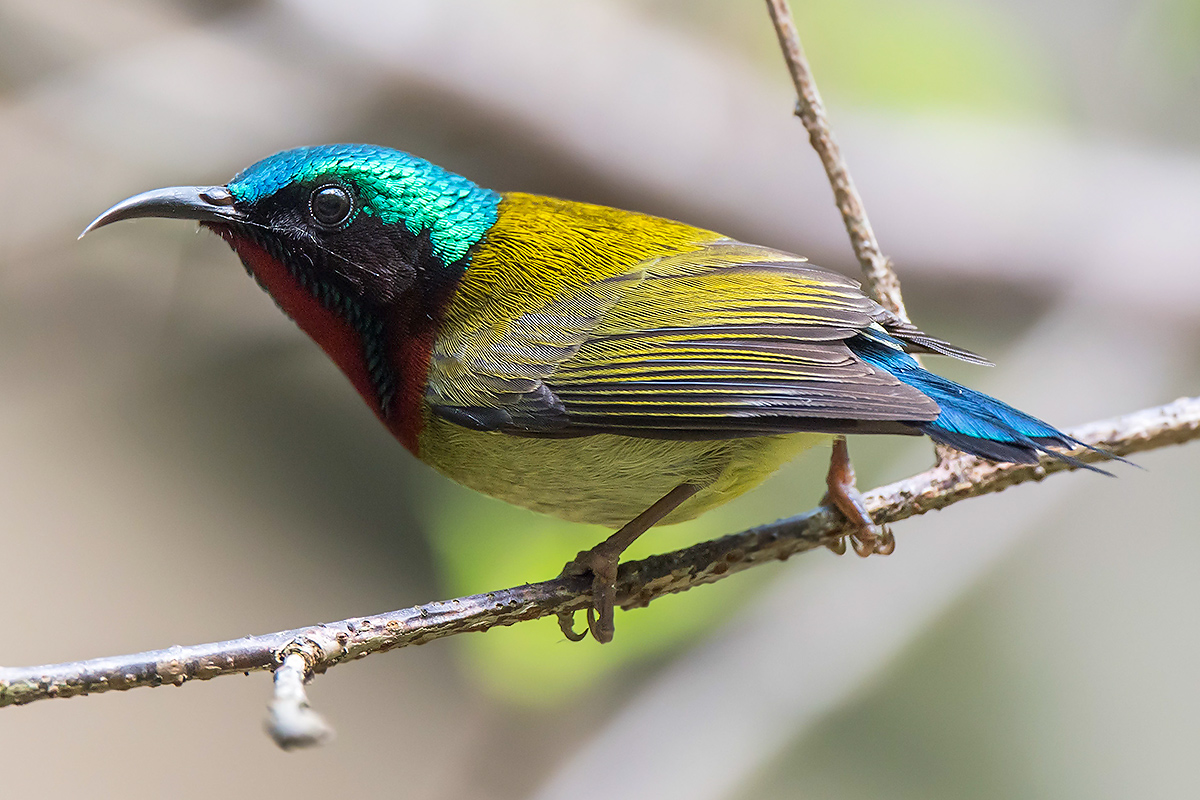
[920,425,1130,476]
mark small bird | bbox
[84,144,1096,643]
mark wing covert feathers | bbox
[428,197,980,439]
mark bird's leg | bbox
[822,436,894,557]
[557,483,701,644]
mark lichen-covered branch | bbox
[3,396,1196,710]
[765,0,909,320]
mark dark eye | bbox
[309,184,353,228]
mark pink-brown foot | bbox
[822,436,894,557]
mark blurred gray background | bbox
[1,0,1198,798]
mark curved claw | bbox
[557,609,589,642]
[557,553,617,643]
[587,578,616,644]
[849,524,895,557]
[851,532,876,558]
[585,607,606,644]
[557,542,622,644]
[874,526,896,555]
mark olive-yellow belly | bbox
[417,411,830,528]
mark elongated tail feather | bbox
[847,332,1112,474]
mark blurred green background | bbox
[1,0,1198,798]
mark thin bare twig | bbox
[3,396,1196,710]
[765,0,909,320]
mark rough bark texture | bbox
[3,396,1196,709]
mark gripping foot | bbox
[822,436,894,557]
[556,483,701,644]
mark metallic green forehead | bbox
[227,144,500,263]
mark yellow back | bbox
[442,192,720,339]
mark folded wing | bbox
[427,240,973,438]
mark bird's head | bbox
[84,144,500,301]
[83,144,500,436]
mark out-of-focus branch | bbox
[3,396,1196,712]
[765,0,909,321]
[266,653,334,750]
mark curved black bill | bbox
[80,185,246,239]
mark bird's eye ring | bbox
[309,183,354,229]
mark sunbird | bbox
[84,144,1095,643]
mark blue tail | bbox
[848,331,1109,473]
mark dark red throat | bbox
[205,224,431,453]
